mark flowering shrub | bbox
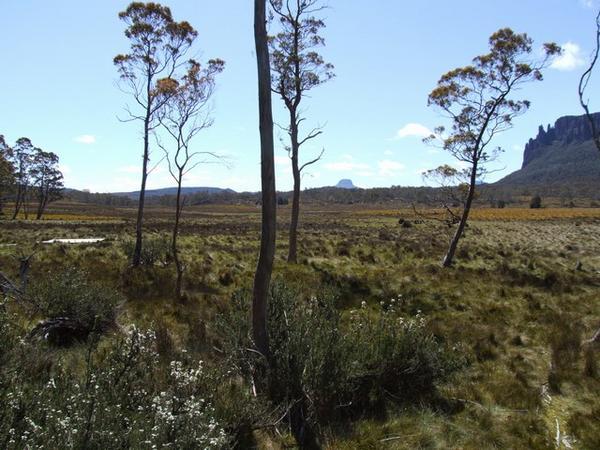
[0,322,230,449]
[218,282,465,445]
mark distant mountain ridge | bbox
[497,112,600,188]
[113,186,235,199]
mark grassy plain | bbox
[1,201,600,448]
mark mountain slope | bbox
[497,112,600,188]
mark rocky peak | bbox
[335,179,357,189]
[522,112,600,168]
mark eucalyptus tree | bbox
[269,0,334,263]
[114,2,198,267]
[9,138,36,220]
[0,136,15,216]
[426,28,560,267]
[157,59,225,301]
[30,149,64,220]
[253,0,276,363]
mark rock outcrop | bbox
[522,112,600,168]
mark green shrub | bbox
[529,195,542,209]
[121,234,172,267]
[28,268,122,334]
[218,282,464,445]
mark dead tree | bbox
[578,9,600,348]
[579,9,600,154]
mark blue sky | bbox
[1,0,599,192]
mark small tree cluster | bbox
[0,135,64,219]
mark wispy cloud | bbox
[73,134,97,145]
[551,42,585,71]
[324,161,370,172]
[378,160,405,177]
[394,123,432,139]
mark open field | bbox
[1,202,600,448]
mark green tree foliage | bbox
[0,135,15,216]
[30,148,64,220]
[8,137,36,219]
[426,28,560,266]
[114,1,198,267]
[269,0,334,263]
[530,194,542,209]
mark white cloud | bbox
[551,42,585,71]
[357,170,376,177]
[384,149,393,156]
[394,123,432,139]
[73,134,97,145]
[581,0,595,8]
[324,161,370,172]
[378,160,405,177]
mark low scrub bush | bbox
[27,268,122,338]
[0,314,231,449]
[121,234,172,267]
[218,282,465,446]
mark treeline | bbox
[0,136,64,219]
[64,181,600,209]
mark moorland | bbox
[1,200,599,448]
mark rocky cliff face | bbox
[522,112,600,168]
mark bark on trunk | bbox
[288,164,300,263]
[252,0,276,360]
[132,117,151,267]
[442,162,478,267]
[36,187,44,220]
[12,185,23,220]
[173,173,184,301]
[288,130,301,263]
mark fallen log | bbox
[29,317,91,346]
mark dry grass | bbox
[1,200,600,448]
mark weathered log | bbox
[0,271,21,296]
[29,317,91,346]
[584,327,600,345]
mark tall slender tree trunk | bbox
[36,186,44,220]
[253,0,276,360]
[12,185,22,220]
[288,126,300,263]
[132,116,151,267]
[442,161,478,267]
[173,172,184,301]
